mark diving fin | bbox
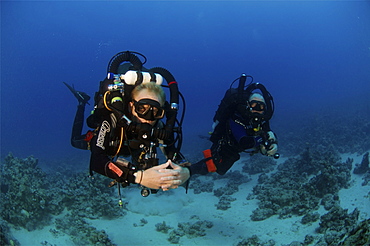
[63,82,90,105]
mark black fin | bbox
[63,82,90,105]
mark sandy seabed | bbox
[10,152,370,246]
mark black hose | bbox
[107,51,143,73]
[238,74,247,93]
[148,67,179,105]
[148,67,179,138]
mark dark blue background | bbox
[1,1,370,167]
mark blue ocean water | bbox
[1,1,369,166]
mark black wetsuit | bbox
[71,104,89,150]
[88,108,178,185]
[89,111,137,183]
[190,88,272,175]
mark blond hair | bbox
[131,82,166,106]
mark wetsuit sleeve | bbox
[89,117,136,184]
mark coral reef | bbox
[339,218,370,245]
[213,170,250,210]
[155,221,173,233]
[55,213,115,245]
[214,182,238,197]
[250,146,352,221]
[0,154,61,230]
[188,178,214,194]
[0,152,125,244]
[353,152,369,174]
[215,195,237,210]
[250,208,275,221]
[358,153,370,185]
[0,153,123,231]
[320,194,340,211]
[60,171,124,219]
[155,215,213,244]
[190,170,250,211]
[301,212,320,225]
[317,206,359,234]
[315,206,360,245]
[362,171,370,186]
[176,219,213,238]
[0,218,20,246]
[216,170,252,184]
[133,218,148,227]
[241,154,276,175]
[190,170,251,195]
[236,235,276,246]
[275,109,370,156]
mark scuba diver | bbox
[65,51,190,197]
[189,74,279,175]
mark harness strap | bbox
[149,71,156,82]
[135,71,143,85]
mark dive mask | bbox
[249,100,266,112]
[133,99,165,121]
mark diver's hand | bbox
[159,160,190,191]
[261,143,278,156]
[260,131,278,156]
[135,160,189,190]
[135,162,171,190]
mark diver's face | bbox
[130,89,162,125]
[249,100,265,114]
